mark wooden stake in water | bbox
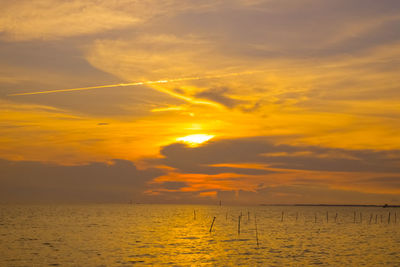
[326,211,329,223]
[354,211,356,223]
[388,212,391,224]
[334,213,338,223]
[369,214,373,224]
[296,212,298,222]
[238,215,241,235]
[254,214,259,247]
[248,211,250,221]
[194,210,196,220]
[395,212,397,224]
[375,214,378,224]
[281,211,284,222]
[209,216,216,233]
[314,213,317,223]
[360,212,362,224]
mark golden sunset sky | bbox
[1,0,399,204]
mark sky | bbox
[1,0,400,204]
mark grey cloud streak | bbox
[150,137,400,204]
[195,87,244,108]
[159,137,400,173]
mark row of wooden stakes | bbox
[278,211,397,224]
[194,210,398,232]
[193,210,397,248]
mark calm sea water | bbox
[0,204,399,266]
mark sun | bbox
[177,134,215,147]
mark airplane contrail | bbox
[8,70,261,96]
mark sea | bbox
[0,204,399,266]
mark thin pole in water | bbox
[375,214,378,224]
[380,214,383,223]
[254,214,259,247]
[281,211,284,222]
[209,216,216,233]
[335,213,338,223]
[360,212,362,224]
[248,211,250,222]
[296,212,298,222]
[326,211,329,223]
[194,210,196,220]
[315,213,317,223]
[354,211,356,223]
[388,212,391,224]
[369,214,373,224]
[238,215,241,235]
[395,212,397,224]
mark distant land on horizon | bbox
[260,204,400,208]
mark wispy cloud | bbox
[0,0,139,41]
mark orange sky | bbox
[1,0,400,204]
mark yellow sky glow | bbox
[177,134,215,147]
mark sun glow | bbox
[177,134,215,147]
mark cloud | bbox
[85,36,220,82]
[0,159,163,203]
[354,176,400,190]
[160,0,400,57]
[0,0,139,41]
[82,1,400,120]
[2,138,399,204]
[159,181,188,190]
[159,137,400,173]
[0,40,168,117]
[195,88,244,108]
[147,137,400,202]
[0,0,233,41]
